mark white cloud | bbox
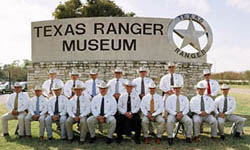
[225,0,250,13]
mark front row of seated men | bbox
[1,81,246,145]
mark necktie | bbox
[127,94,131,112]
[76,96,80,116]
[207,80,211,95]
[35,96,40,115]
[115,79,119,94]
[176,96,180,113]
[223,96,228,113]
[92,80,96,97]
[100,97,105,116]
[150,95,154,114]
[72,80,76,96]
[201,96,205,111]
[54,96,59,115]
[49,79,54,94]
[14,93,19,110]
[141,78,145,95]
[170,74,174,86]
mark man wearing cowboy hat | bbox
[85,68,103,98]
[1,82,30,138]
[215,84,246,140]
[116,80,141,144]
[87,82,117,144]
[190,82,218,142]
[133,66,153,99]
[64,69,84,99]
[166,83,192,145]
[45,83,68,140]
[42,68,64,98]
[141,82,164,144]
[65,83,91,144]
[107,67,127,101]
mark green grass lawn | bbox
[0,88,250,150]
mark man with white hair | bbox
[190,82,218,142]
[1,82,30,138]
[24,85,48,140]
[215,84,246,140]
[42,68,64,98]
[85,68,103,98]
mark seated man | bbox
[1,82,30,138]
[45,84,68,140]
[117,80,141,144]
[141,82,164,144]
[87,82,117,144]
[215,84,246,140]
[65,83,91,144]
[25,85,48,140]
[166,83,192,145]
[190,82,218,142]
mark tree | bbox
[53,0,135,19]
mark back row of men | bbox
[1,62,246,146]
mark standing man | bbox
[215,84,246,140]
[64,69,84,99]
[85,68,103,98]
[65,83,91,144]
[141,82,164,144]
[200,69,219,99]
[45,84,68,140]
[133,66,153,99]
[117,80,141,144]
[190,82,218,142]
[166,83,192,145]
[107,67,127,101]
[87,82,117,144]
[1,82,30,138]
[25,85,48,140]
[42,68,64,98]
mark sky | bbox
[0,0,249,73]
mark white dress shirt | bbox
[47,95,68,116]
[107,78,127,95]
[67,94,91,118]
[90,94,117,118]
[85,78,103,96]
[200,79,219,97]
[28,95,48,116]
[118,92,141,114]
[159,73,184,92]
[6,92,30,112]
[42,78,64,97]
[190,95,215,115]
[215,95,236,115]
[166,94,190,115]
[140,93,164,117]
[64,79,84,98]
[132,77,153,94]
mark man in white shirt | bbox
[141,82,164,144]
[200,69,219,99]
[133,66,153,99]
[116,80,141,144]
[64,69,84,99]
[215,84,246,140]
[85,68,103,98]
[190,82,218,142]
[65,83,91,144]
[45,84,68,140]
[87,82,117,144]
[42,68,64,98]
[24,85,48,140]
[166,83,192,145]
[107,67,127,101]
[1,82,30,138]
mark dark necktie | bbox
[72,80,76,96]
[170,74,174,86]
[35,96,40,115]
[223,96,228,113]
[127,94,131,112]
[76,96,80,116]
[207,80,211,95]
[54,96,59,115]
[49,80,54,94]
[201,96,205,111]
[100,97,105,116]
[115,79,119,94]
[141,78,145,95]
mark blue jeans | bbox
[45,115,67,139]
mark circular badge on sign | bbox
[167,13,213,59]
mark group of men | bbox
[1,62,246,146]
